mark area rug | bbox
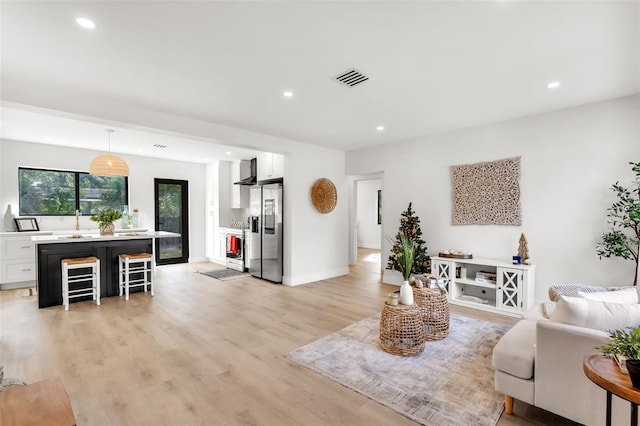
[199,269,247,281]
[285,314,510,426]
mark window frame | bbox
[18,167,129,216]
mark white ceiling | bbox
[1,1,638,162]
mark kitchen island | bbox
[32,231,177,308]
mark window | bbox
[19,167,128,216]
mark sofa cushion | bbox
[548,284,608,302]
[492,320,536,380]
[577,287,638,304]
[550,296,640,331]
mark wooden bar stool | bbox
[61,256,100,311]
[119,253,154,301]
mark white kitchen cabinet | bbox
[257,153,284,181]
[0,231,51,289]
[218,230,227,262]
[231,160,250,208]
[430,256,535,318]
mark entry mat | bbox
[199,268,246,281]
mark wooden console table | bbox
[583,354,640,426]
[0,377,76,426]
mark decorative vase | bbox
[4,204,15,232]
[400,280,414,305]
[99,222,115,236]
[626,359,640,389]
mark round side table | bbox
[379,303,426,356]
[583,354,640,426]
[413,286,450,341]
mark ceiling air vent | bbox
[153,144,167,149]
[333,68,370,88]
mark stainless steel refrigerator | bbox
[249,183,283,283]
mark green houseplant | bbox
[90,208,123,235]
[596,162,640,286]
[396,232,415,305]
[598,326,640,388]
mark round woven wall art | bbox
[310,178,337,214]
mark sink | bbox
[57,234,92,239]
[119,233,148,236]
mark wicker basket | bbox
[413,286,450,341]
[379,303,426,356]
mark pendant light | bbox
[90,129,129,176]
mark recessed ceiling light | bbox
[376,126,385,131]
[547,81,561,89]
[76,17,96,29]
[283,91,293,98]
[45,136,54,141]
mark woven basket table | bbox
[413,286,450,341]
[379,303,426,356]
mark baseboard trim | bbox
[283,266,350,287]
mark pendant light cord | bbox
[106,129,114,153]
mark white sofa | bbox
[493,292,640,425]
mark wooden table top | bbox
[584,354,640,404]
[0,377,76,426]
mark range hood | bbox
[234,158,257,185]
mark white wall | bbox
[0,139,208,262]
[346,95,640,302]
[357,179,382,249]
[283,147,349,286]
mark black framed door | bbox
[154,178,189,265]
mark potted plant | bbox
[598,326,640,388]
[396,232,415,305]
[90,208,123,235]
[596,162,640,286]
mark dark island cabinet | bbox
[37,239,152,308]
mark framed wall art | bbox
[450,157,521,226]
[377,190,382,225]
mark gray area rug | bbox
[285,313,510,426]
[199,269,246,281]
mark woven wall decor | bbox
[310,178,337,214]
[450,157,521,226]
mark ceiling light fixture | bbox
[376,126,385,131]
[90,129,129,176]
[283,91,293,97]
[226,151,232,155]
[547,81,561,89]
[76,17,96,29]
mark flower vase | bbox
[100,222,115,236]
[400,280,414,305]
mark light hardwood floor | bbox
[0,249,578,425]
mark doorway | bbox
[154,178,189,265]
[349,174,383,271]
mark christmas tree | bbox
[518,233,530,263]
[387,202,429,274]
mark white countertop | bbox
[0,230,54,237]
[31,231,179,244]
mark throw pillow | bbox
[578,288,638,304]
[543,301,556,319]
[550,295,640,331]
[548,284,608,302]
